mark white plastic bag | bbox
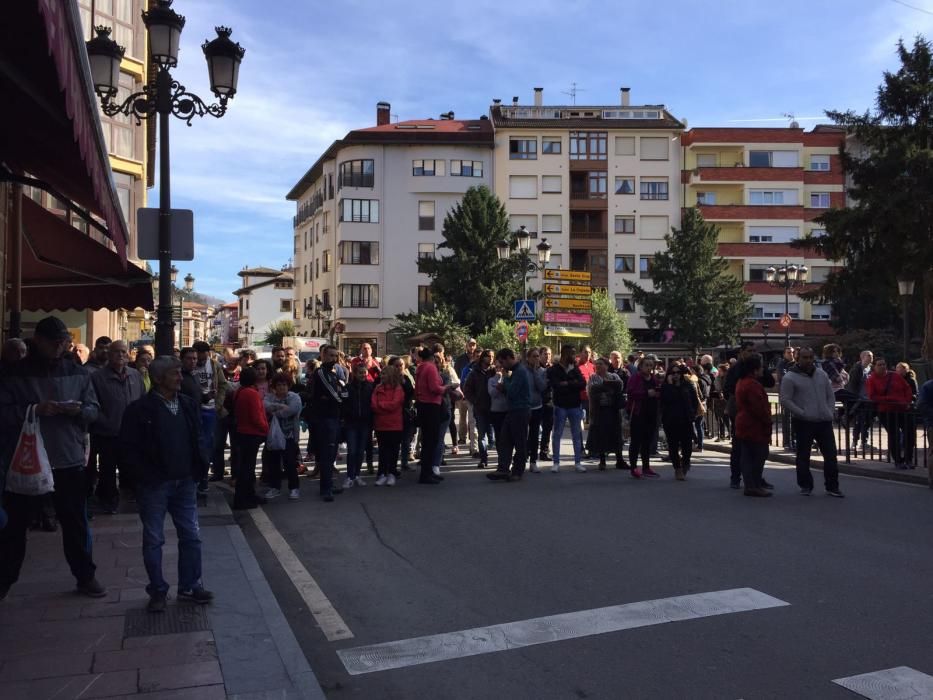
[6,405,55,496]
[266,415,286,451]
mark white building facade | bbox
[233,266,294,347]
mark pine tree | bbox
[799,37,933,358]
[417,186,526,334]
[624,208,751,351]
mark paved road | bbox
[235,448,933,699]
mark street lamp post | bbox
[304,296,333,339]
[496,225,552,345]
[86,1,244,356]
[765,260,808,347]
[897,278,915,361]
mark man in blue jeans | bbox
[120,356,213,612]
[546,345,587,473]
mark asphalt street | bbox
[235,447,933,700]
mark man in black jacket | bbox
[546,345,587,472]
[120,356,212,613]
[309,345,346,501]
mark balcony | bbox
[743,281,823,296]
[696,204,805,220]
[718,242,801,258]
[687,167,804,184]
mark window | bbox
[747,226,798,243]
[542,137,562,154]
[614,136,635,156]
[315,259,319,279]
[413,159,445,176]
[450,160,483,177]
[322,289,330,309]
[748,151,799,167]
[542,175,562,193]
[339,284,379,308]
[509,215,538,238]
[749,190,798,205]
[809,266,832,283]
[340,198,379,222]
[747,264,771,282]
[588,172,607,198]
[550,253,563,268]
[322,250,332,272]
[639,137,669,161]
[640,179,669,200]
[113,172,134,221]
[809,155,831,171]
[570,211,605,235]
[614,177,635,195]
[418,286,434,313]
[614,215,635,234]
[811,304,831,320]
[615,295,634,312]
[510,138,537,160]
[338,159,375,188]
[614,255,635,273]
[696,191,716,205]
[101,73,138,159]
[810,228,827,238]
[303,266,308,284]
[810,192,831,208]
[338,241,379,265]
[639,256,655,279]
[417,243,436,260]
[752,302,799,319]
[418,201,436,230]
[280,299,292,313]
[640,215,669,239]
[542,215,562,234]
[569,131,607,160]
[509,175,538,199]
[696,153,718,167]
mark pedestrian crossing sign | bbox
[514,299,537,321]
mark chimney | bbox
[376,101,391,126]
[492,98,501,106]
[512,96,519,106]
[533,87,543,107]
[620,87,630,107]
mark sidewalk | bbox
[0,489,326,699]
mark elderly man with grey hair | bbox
[120,355,212,613]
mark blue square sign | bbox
[514,299,536,321]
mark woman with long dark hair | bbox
[660,364,699,480]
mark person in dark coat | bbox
[660,365,700,480]
[585,358,626,469]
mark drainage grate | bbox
[124,604,212,637]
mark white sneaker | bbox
[386,474,396,486]
[354,476,366,487]
[530,462,540,473]
[265,488,281,499]
[288,489,300,500]
[574,463,587,473]
[342,477,354,489]
[432,465,441,477]
[550,464,560,473]
[375,475,388,486]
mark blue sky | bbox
[154,0,933,300]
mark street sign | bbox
[544,269,592,282]
[544,325,592,338]
[546,293,592,301]
[543,283,591,296]
[137,208,195,261]
[515,321,529,341]
[543,312,592,325]
[544,297,592,310]
[780,313,792,328]
[514,299,537,321]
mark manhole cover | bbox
[124,604,211,637]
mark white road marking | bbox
[833,666,933,698]
[337,587,788,675]
[248,507,354,642]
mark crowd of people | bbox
[1,315,932,613]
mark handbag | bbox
[6,405,55,496]
[267,415,286,451]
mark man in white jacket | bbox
[779,347,844,498]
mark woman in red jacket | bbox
[372,364,405,486]
[734,354,773,498]
[234,367,270,509]
[414,347,446,485]
[866,358,915,468]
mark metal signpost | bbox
[543,269,592,339]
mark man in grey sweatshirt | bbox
[779,347,843,497]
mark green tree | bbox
[583,289,634,358]
[388,306,471,353]
[417,186,528,334]
[797,36,933,358]
[261,320,295,347]
[624,208,751,352]
[477,319,546,352]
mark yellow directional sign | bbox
[544,269,592,282]
[544,297,592,310]
[543,283,591,296]
[544,325,592,338]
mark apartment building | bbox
[287,103,494,354]
[490,88,685,332]
[234,266,294,347]
[682,126,845,339]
